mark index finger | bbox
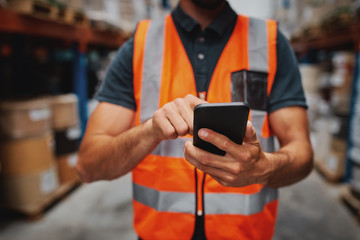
[197,128,240,156]
[183,94,207,134]
[184,94,207,110]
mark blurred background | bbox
[0,0,359,239]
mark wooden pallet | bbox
[1,179,81,219]
[341,187,360,222]
[8,0,58,20]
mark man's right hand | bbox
[77,94,205,182]
[151,94,206,142]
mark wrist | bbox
[262,151,289,187]
[258,152,276,187]
[143,118,164,144]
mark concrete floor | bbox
[0,171,359,240]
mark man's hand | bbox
[184,121,273,187]
[151,94,206,142]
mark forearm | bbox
[77,119,159,182]
[264,139,313,188]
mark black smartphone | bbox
[193,102,249,156]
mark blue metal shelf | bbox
[346,51,360,181]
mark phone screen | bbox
[193,102,249,155]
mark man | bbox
[77,0,313,239]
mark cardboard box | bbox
[49,94,79,131]
[313,118,332,160]
[314,134,347,181]
[0,132,55,176]
[326,137,346,176]
[0,99,51,140]
[57,153,79,184]
[313,117,347,181]
[330,51,355,115]
[0,165,59,211]
[299,64,321,94]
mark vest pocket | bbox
[231,70,268,111]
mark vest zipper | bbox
[192,168,207,240]
[191,88,208,240]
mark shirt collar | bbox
[171,1,237,36]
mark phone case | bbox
[193,102,249,155]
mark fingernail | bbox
[199,129,208,138]
[247,121,252,127]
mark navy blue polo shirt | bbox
[96,2,306,113]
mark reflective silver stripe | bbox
[133,183,194,213]
[140,19,165,123]
[248,18,268,72]
[134,182,277,215]
[260,136,275,153]
[251,110,266,134]
[205,188,278,215]
[251,110,275,152]
[152,137,190,158]
[248,19,274,152]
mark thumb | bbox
[244,121,258,143]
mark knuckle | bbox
[243,151,252,162]
[189,127,194,135]
[224,174,235,183]
[230,163,242,175]
[153,109,162,119]
[162,103,172,113]
[174,98,184,106]
[222,139,230,150]
[185,94,193,100]
[177,125,189,136]
[164,127,176,139]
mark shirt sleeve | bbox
[96,38,136,111]
[268,29,307,113]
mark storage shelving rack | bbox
[291,24,360,183]
[0,7,128,134]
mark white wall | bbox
[227,0,277,19]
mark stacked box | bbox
[49,94,79,130]
[57,153,79,184]
[0,99,51,140]
[313,117,347,181]
[330,51,355,115]
[0,132,58,210]
[299,64,323,124]
[48,94,80,184]
[0,99,59,211]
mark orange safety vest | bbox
[133,14,278,240]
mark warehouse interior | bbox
[0,0,360,239]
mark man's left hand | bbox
[184,121,273,187]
